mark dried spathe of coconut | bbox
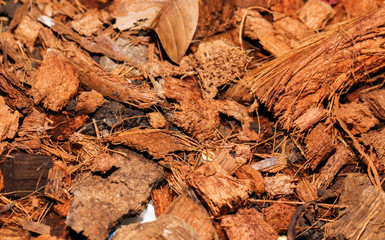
[195,40,251,99]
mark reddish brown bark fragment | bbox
[75,90,104,115]
[71,10,103,37]
[32,49,79,112]
[298,0,335,30]
[234,9,291,57]
[337,100,378,135]
[195,40,250,98]
[163,193,218,240]
[361,128,385,168]
[271,0,304,16]
[67,151,166,240]
[151,186,174,217]
[0,96,19,141]
[173,98,220,141]
[162,76,202,102]
[235,165,265,196]
[14,16,41,48]
[111,215,199,240]
[341,0,378,18]
[296,177,318,202]
[264,174,295,197]
[147,112,167,129]
[188,163,248,217]
[273,16,313,48]
[264,201,297,233]
[48,115,89,141]
[16,108,46,150]
[88,153,117,174]
[221,208,279,240]
[45,163,68,202]
[315,144,353,189]
[104,128,190,159]
[361,88,385,120]
[305,123,336,170]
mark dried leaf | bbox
[152,0,199,63]
[110,0,199,63]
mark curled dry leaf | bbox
[152,0,199,63]
[110,0,199,63]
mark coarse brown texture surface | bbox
[360,88,385,120]
[298,0,335,30]
[2,1,385,239]
[264,201,297,233]
[220,208,279,240]
[147,112,167,129]
[111,215,199,240]
[235,165,265,195]
[75,90,104,115]
[32,50,79,112]
[234,9,291,56]
[66,151,166,240]
[337,100,379,135]
[163,193,218,240]
[173,98,220,141]
[362,127,385,167]
[104,128,191,158]
[195,40,250,98]
[264,174,295,197]
[305,123,336,170]
[0,96,19,141]
[188,163,249,217]
[327,173,385,239]
[16,108,46,150]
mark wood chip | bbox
[188,162,248,217]
[264,174,295,197]
[0,96,19,141]
[66,151,166,240]
[221,208,278,240]
[298,0,335,30]
[32,49,79,112]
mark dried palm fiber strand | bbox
[233,7,385,132]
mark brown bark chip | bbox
[234,9,291,57]
[111,215,199,240]
[263,201,297,234]
[220,208,279,240]
[14,16,41,48]
[337,100,379,135]
[75,90,104,115]
[235,165,265,196]
[147,112,167,129]
[0,96,20,141]
[173,98,220,141]
[360,88,385,120]
[66,151,166,240]
[16,108,46,149]
[71,11,103,37]
[163,193,218,240]
[195,40,250,98]
[264,174,295,197]
[104,128,190,159]
[298,0,335,30]
[341,0,378,18]
[32,49,79,112]
[188,163,248,217]
[305,123,336,170]
[361,128,385,167]
[327,174,385,239]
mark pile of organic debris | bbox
[0,0,385,239]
